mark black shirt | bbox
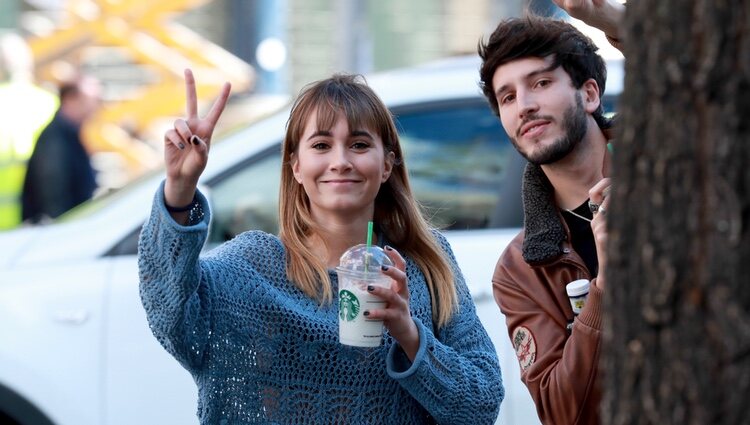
[561,200,598,278]
[21,111,97,222]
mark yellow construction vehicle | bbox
[27,0,255,187]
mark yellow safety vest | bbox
[0,81,58,230]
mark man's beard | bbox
[512,94,588,165]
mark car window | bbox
[107,85,621,256]
[203,98,519,248]
[207,147,282,246]
[392,100,518,230]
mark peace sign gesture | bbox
[164,69,231,208]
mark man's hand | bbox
[552,0,625,40]
[589,178,611,290]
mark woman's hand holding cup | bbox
[365,246,420,361]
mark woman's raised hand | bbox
[164,69,231,206]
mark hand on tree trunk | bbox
[551,0,625,40]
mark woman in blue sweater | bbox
[138,70,504,424]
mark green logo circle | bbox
[339,289,360,322]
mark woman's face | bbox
[292,110,393,222]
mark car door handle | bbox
[53,310,90,325]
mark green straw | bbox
[365,221,374,273]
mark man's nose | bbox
[517,91,539,120]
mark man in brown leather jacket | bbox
[478,1,624,424]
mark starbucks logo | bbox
[339,290,360,322]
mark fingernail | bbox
[191,135,201,145]
[178,142,185,150]
[384,245,393,251]
[380,265,389,272]
[363,311,370,317]
[367,285,375,292]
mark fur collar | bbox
[519,126,614,264]
[520,163,567,265]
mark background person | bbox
[138,70,504,423]
[0,32,58,229]
[21,74,102,223]
[478,0,623,423]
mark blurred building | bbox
[179,0,540,94]
[235,0,524,94]
[195,0,566,94]
[0,0,562,199]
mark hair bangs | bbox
[313,84,383,143]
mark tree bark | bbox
[604,1,750,424]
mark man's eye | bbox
[535,79,551,88]
[500,94,515,105]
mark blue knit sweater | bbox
[138,185,504,424]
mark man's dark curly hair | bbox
[478,16,611,129]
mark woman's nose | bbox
[329,145,353,171]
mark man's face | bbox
[73,76,102,121]
[492,56,593,165]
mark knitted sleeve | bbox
[137,181,213,372]
[386,232,505,424]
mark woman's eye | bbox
[311,142,329,150]
[351,141,370,150]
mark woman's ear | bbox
[291,153,303,184]
[382,151,395,182]
[582,78,601,114]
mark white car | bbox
[0,56,621,425]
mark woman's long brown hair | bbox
[278,74,458,327]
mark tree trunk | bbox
[604,1,750,424]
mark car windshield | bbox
[56,167,162,222]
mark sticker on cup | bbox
[566,279,590,316]
[336,244,393,347]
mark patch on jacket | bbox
[512,326,537,371]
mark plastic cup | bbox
[336,244,393,347]
[566,279,590,315]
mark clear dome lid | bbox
[565,279,591,297]
[336,244,393,275]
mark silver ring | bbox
[598,205,606,215]
[588,201,600,214]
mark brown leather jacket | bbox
[493,163,603,425]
